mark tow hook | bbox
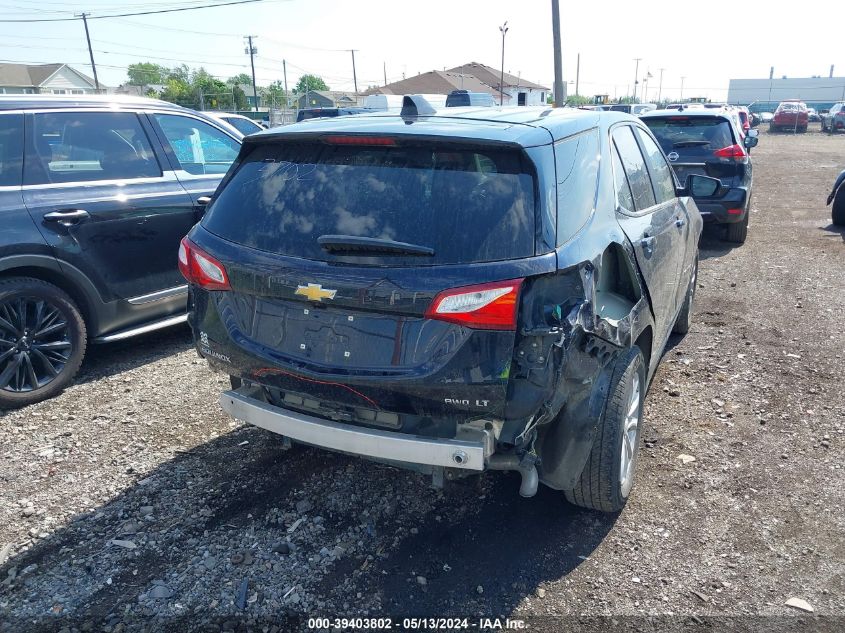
[488,453,539,498]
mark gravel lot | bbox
[1,129,843,632]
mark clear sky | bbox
[1,0,843,102]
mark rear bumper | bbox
[220,388,494,470]
[695,187,749,224]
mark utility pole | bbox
[499,21,509,106]
[657,68,665,103]
[283,59,288,104]
[575,53,580,96]
[551,0,564,106]
[680,75,686,101]
[244,35,258,112]
[75,12,100,91]
[633,58,642,101]
[383,61,387,86]
[350,49,359,93]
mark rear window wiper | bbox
[317,235,435,256]
[672,140,711,148]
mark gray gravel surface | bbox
[1,130,843,632]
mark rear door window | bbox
[611,144,635,212]
[634,127,677,204]
[0,113,23,187]
[202,140,537,265]
[153,113,239,175]
[642,116,735,158]
[555,128,600,245]
[612,126,656,211]
[26,111,161,185]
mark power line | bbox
[0,0,275,22]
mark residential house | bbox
[0,63,103,95]
[448,62,549,105]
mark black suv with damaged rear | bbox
[183,100,710,512]
[641,108,757,244]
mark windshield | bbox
[642,116,735,155]
[202,140,537,265]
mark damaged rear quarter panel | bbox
[506,131,659,490]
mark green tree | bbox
[231,85,249,110]
[565,94,592,106]
[192,68,229,108]
[227,73,252,86]
[294,74,328,94]
[127,62,169,85]
[265,80,286,107]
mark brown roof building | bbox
[365,70,504,101]
[366,63,550,106]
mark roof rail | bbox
[401,94,436,117]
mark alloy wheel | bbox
[0,297,73,393]
[619,372,641,497]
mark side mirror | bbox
[744,135,759,149]
[684,174,721,198]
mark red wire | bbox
[253,367,380,410]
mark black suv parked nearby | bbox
[183,100,712,512]
[0,95,241,408]
[641,108,757,243]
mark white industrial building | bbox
[728,76,845,108]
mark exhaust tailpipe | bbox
[488,454,539,498]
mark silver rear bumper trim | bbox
[219,389,490,471]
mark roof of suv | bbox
[250,105,637,147]
[641,107,734,119]
[0,94,193,113]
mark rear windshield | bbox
[202,140,536,265]
[642,116,735,155]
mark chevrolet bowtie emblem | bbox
[295,283,337,302]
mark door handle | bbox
[43,209,90,226]
[196,196,212,206]
[675,217,686,228]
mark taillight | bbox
[713,144,746,159]
[323,135,396,146]
[178,237,230,291]
[426,279,523,330]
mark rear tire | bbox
[833,188,845,226]
[672,256,698,335]
[0,277,87,409]
[564,346,645,513]
[725,212,749,244]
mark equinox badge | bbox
[295,283,337,302]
